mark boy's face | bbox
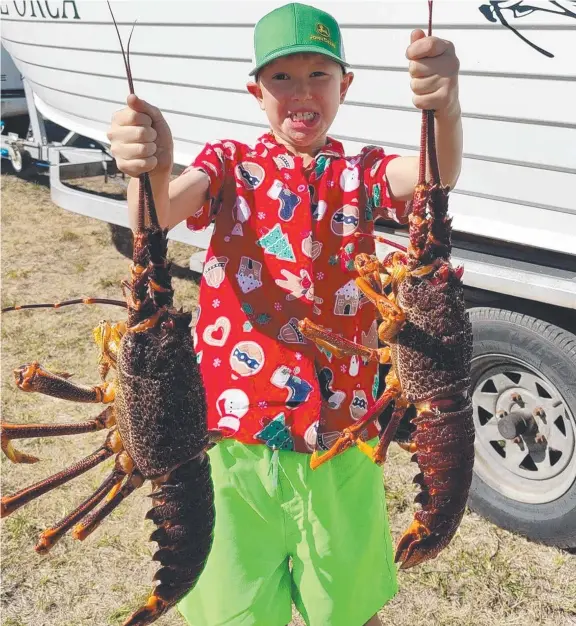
[247,53,353,154]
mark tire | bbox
[7,144,36,179]
[468,307,576,549]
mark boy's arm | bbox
[127,169,210,231]
[386,104,463,202]
[384,30,463,204]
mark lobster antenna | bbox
[106,1,160,231]
[417,1,441,186]
[107,1,135,95]
[2,298,128,313]
[424,0,441,186]
[126,21,137,91]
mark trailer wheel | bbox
[467,307,576,549]
[7,144,35,179]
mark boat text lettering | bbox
[0,1,80,19]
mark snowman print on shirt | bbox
[216,388,250,436]
[340,163,360,192]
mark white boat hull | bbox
[1,0,575,254]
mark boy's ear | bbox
[247,81,265,110]
[340,71,354,104]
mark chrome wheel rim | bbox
[471,354,576,504]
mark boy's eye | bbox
[272,73,290,80]
[311,71,327,77]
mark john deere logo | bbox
[311,22,336,49]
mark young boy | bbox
[107,3,462,625]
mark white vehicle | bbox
[2,0,575,549]
[1,43,26,118]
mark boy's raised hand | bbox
[107,94,173,178]
[406,29,460,116]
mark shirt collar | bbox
[256,132,345,161]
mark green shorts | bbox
[177,439,398,626]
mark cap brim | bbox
[249,46,349,76]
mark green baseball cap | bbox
[249,2,349,76]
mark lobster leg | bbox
[73,455,144,541]
[299,318,390,364]
[1,439,40,464]
[35,468,125,554]
[0,406,115,463]
[0,429,123,518]
[354,277,405,343]
[310,381,401,469]
[14,362,115,403]
[367,397,410,466]
[1,407,115,464]
[93,320,126,380]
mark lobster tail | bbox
[124,453,215,626]
[395,396,475,569]
[407,110,452,269]
[136,174,173,314]
[407,184,431,266]
[407,3,452,269]
[129,221,173,328]
[425,183,452,262]
[127,168,173,328]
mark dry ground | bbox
[1,172,575,626]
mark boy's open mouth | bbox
[288,111,319,128]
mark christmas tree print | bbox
[315,155,331,179]
[364,187,374,221]
[372,373,380,400]
[257,224,295,262]
[372,183,382,209]
[254,412,295,450]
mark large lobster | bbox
[299,0,475,569]
[0,5,216,625]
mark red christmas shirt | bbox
[184,132,408,454]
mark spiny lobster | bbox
[299,0,475,569]
[0,5,216,625]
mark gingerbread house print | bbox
[236,256,263,294]
[334,280,360,316]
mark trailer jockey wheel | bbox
[7,144,35,179]
[467,307,576,551]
